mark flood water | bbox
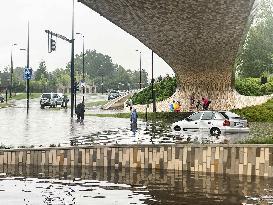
[0,96,273,204]
[0,95,272,148]
[0,166,272,205]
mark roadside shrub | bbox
[235,77,273,95]
[132,76,176,105]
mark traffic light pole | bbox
[44,0,75,118]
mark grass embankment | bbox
[232,98,273,122]
[232,98,273,144]
[85,100,107,108]
[11,93,41,100]
[240,136,273,144]
[0,103,11,108]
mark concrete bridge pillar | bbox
[80,0,272,110]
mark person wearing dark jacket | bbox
[76,102,85,123]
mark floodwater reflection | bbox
[0,166,272,204]
[0,98,272,147]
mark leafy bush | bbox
[235,77,273,96]
[131,76,176,105]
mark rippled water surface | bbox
[0,96,272,147]
[0,166,272,205]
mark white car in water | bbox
[171,111,250,136]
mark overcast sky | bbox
[0,0,174,79]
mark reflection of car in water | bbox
[171,111,249,136]
[40,93,64,108]
[108,90,120,100]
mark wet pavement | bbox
[0,94,272,148]
[0,166,272,204]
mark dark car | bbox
[108,90,120,100]
[0,95,4,103]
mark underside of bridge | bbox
[80,0,271,110]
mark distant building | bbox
[57,82,97,94]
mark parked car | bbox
[40,93,63,108]
[171,111,249,136]
[0,95,4,103]
[53,93,64,106]
[108,90,120,100]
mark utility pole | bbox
[27,22,30,113]
[71,0,75,118]
[152,51,156,112]
[10,43,17,98]
[135,50,142,89]
[82,35,85,102]
[139,51,142,89]
[44,0,75,118]
[76,32,85,103]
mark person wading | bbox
[130,108,138,136]
[76,102,85,123]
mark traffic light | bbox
[51,39,56,51]
[74,81,80,92]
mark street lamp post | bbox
[76,32,85,103]
[135,50,142,89]
[10,43,17,98]
[26,22,30,112]
[151,51,156,112]
[20,22,29,113]
[21,22,30,112]
[71,0,75,117]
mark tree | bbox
[72,49,148,91]
[35,60,48,81]
[236,0,273,77]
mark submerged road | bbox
[0,94,271,148]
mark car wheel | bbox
[41,105,45,109]
[210,127,221,136]
[173,125,181,131]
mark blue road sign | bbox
[24,67,32,80]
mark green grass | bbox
[239,136,273,144]
[85,100,108,107]
[0,103,12,108]
[11,93,41,100]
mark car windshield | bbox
[41,94,51,99]
[220,111,240,119]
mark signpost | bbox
[23,67,32,80]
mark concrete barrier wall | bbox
[0,144,272,177]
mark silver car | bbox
[171,111,250,136]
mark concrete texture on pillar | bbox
[79,0,272,110]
